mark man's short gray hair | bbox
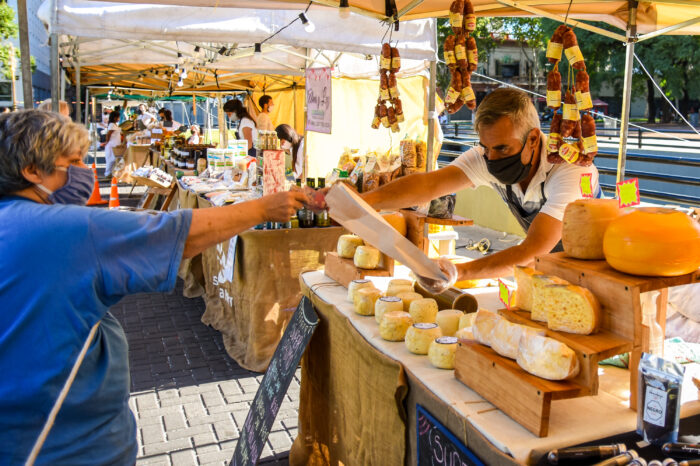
[474,87,540,140]
[0,110,90,196]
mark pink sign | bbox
[305,67,332,134]
[263,150,286,195]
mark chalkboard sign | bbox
[417,404,485,466]
[232,297,319,466]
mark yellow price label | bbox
[617,178,641,208]
[498,279,513,309]
[580,173,593,198]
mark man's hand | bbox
[260,191,308,222]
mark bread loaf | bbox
[491,319,545,360]
[472,309,502,346]
[542,284,601,334]
[353,287,381,316]
[397,291,423,312]
[436,309,464,337]
[428,337,458,369]
[354,245,380,269]
[347,279,374,303]
[562,199,621,260]
[531,275,570,322]
[337,235,364,259]
[513,266,544,311]
[517,332,580,380]
[405,323,442,355]
[375,296,403,324]
[455,327,474,340]
[379,311,413,341]
[409,298,439,324]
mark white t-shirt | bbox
[187,133,200,145]
[106,123,122,146]
[294,139,305,179]
[449,135,600,221]
[238,117,258,147]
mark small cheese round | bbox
[455,327,474,340]
[428,336,458,369]
[347,279,374,303]
[354,245,380,269]
[379,311,413,341]
[353,287,381,316]
[409,298,439,324]
[337,234,364,259]
[405,323,442,355]
[375,296,403,324]
[386,285,414,297]
[388,278,413,289]
[436,309,465,337]
[396,291,424,312]
[458,312,476,330]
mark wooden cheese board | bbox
[324,252,394,288]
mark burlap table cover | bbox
[199,226,344,372]
[290,278,408,466]
[126,144,152,168]
[175,183,206,298]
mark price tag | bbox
[580,173,593,198]
[617,178,641,208]
[498,279,513,310]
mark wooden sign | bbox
[417,404,485,465]
[579,173,593,198]
[616,178,640,208]
[231,297,319,466]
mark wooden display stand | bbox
[324,252,394,288]
[400,209,474,254]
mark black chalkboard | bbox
[417,404,485,466]
[231,297,319,466]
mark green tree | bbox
[0,3,34,82]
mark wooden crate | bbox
[324,252,394,288]
[401,209,474,254]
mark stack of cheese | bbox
[513,266,601,335]
[337,234,381,270]
[472,309,580,380]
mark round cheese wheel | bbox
[354,245,381,269]
[386,285,414,297]
[458,312,476,330]
[405,323,442,355]
[353,287,381,316]
[379,311,413,341]
[347,279,374,303]
[428,336,458,369]
[436,309,464,337]
[455,327,474,340]
[603,207,700,277]
[409,298,439,324]
[337,234,364,259]
[375,296,403,324]
[562,199,622,260]
[396,291,423,312]
[380,211,407,236]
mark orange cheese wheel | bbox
[380,211,407,237]
[603,208,700,277]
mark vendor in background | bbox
[103,110,122,179]
[223,98,258,156]
[38,99,71,119]
[0,109,309,465]
[157,108,166,123]
[161,109,181,131]
[256,95,275,131]
[136,103,156,128]
[360,87,601,281]
[187,125,201,145]
[276,124,304,180]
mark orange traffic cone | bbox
[108,177,120,209]
[87,162,108,205]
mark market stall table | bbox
[125,144,152,168]
[291,270,700,466]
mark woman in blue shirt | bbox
[0,110,308,465]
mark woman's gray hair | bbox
[474,87,540,140]
[0,110,90,196]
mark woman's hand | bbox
[259,191,308,222]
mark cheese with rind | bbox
[375,296,403,324]
[409,298,439,324]
[516,332,580,380]
[337,235,364,259]
[405,323,442,355]
[542,284,601,334]
[428,336,458,369]
[379,311,413,341]
[354,245,380,269]
[491,319,545,360]
[347,279,374,303]
[396,291,423,312]
[455,327,474,340]
[531,275,570,322]
[436,309,464,337]
[562,199,622,260]
[472,309,502,346]
[458,312,476,330]
[353,287,381,316]
[513,266,544,312]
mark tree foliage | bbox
[0,3,35,82]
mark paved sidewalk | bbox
[110,282,299,466]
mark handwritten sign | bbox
[417,405,485,466]
[580,173,593,198]
[616,177,640,208]
[498,279,513,310]
[305,67,332,134]
[231,297,319,466]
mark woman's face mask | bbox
[35,165,94,205]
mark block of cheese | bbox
[379,311,413,341]
[455,327,474,340]
[531,275,570,322]
[409,298,439,324]
[337,234,364,259]
[354,245,381,269]
[375,296,403,324]
[436,309,464,337]
[513,266,544,312]
[562,199,622,260]
[517,331,580,380]
[541,284,601,334]
[458,312,476,330]
[386,285,414,297]
[472,309,503,346]
[428,337,458,369]
[405,323,442,354]
[491,319,545,360]
[397,291,424,312]
[347,279,374,303]
[353,287,381,316]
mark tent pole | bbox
[426,61,437,172]
[76,59,81,124]
[616,0,638,184]
[17,0,32,109]
[50,33,60,112]
[217,95,226,148]
[83,87,89,125]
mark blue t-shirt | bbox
[0,197,192,465]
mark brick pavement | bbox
[110,281,299,466]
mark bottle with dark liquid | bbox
[298,178,316,228]
[315,177,330,227]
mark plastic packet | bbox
[416,257,458,294]
[637,353,685,445]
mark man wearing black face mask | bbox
[361,87,601,281]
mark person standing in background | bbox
[103,111,122,179]
[224,99,258,156]
[256,95,275,131]
[187,125,201,145]
[162,110,181,131]
[689,107,699,128]
[276,124,304,180]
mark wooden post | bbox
[9,43,17,111]
[76,59,81,123]
[50,34,60,113]
[16,0,32,108]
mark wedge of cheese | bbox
[516,331,580,380]
[337,235,364,259]
[513,266,544,311]
[541,284,601,334]
[491,319,545,360]
[531,274,570,322]
[472,309,503,347]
